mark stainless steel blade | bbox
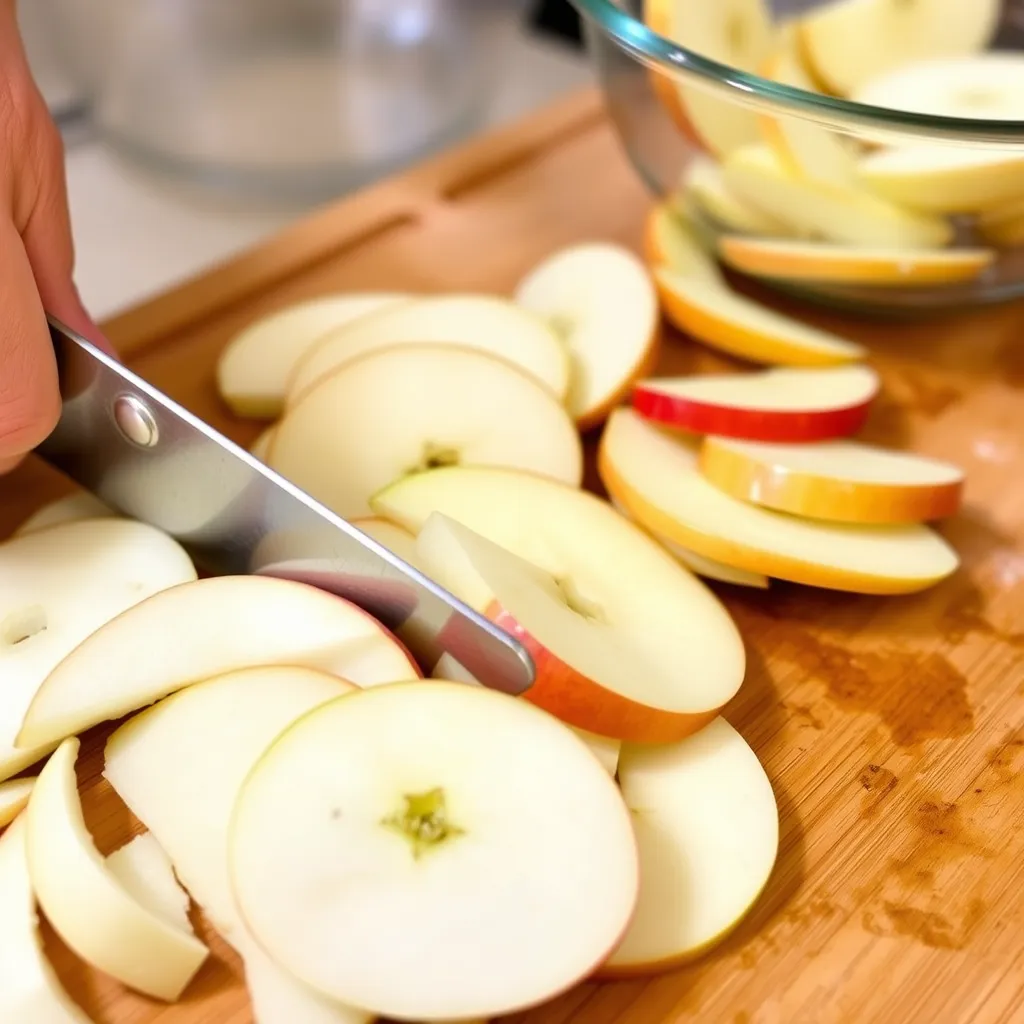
[35,316,535,695]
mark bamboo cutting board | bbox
[4,87,1024,1024]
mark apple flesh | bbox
[286,294,570,408]
[0,518,197,783]
[632,364,879,442]
[513,242,660,429]
[599,408,960,594]
[0,777,35,829]
[700,435,965,523]
[599,717,779,975]
[13,492,116,536]
[268,342,583,519]
[371,466,746,742]
[16,574,420,754]
[227,681,640,1020]
[349,516,422,569]
[216,292,410,419]
[249,425,277,462]
[103,665,371,1024]
[644,202,723,282]
[25,738,209,1001]
[718,236,995,286]
[0,814,92,1023]
[682,157,789,236]
[105,833,193,935]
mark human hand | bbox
[0,0,109,475]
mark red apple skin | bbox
[484,601,720,745]
[631,385,873,443]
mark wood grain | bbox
[3,86,1024,1024]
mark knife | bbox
[35,315,535,696]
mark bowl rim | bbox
[570,0,1024,145]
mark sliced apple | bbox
[249,425,277,462]
[699,435,965,523]
[608,496,769,588]
[645,202,724,282]
[216,292,410,419]
[349,516,422,568]
[600,408,960,593]
[103,665,371,1024]
[682,156,790,236]
[645,0,774,159]
[105,833,193,934]
[227,681,640,1020]
[599,717,778,975]
[722,143,953,248]
[26,738,209,1001]
[513,243,660,429]
[13,492,117,536]
[269,343,583,520]
[0,814,92,1023]
[16,574,420,754]
[371,467,745,743]
[718,235,995,286]
[633,364,878,441]
[286,294,570,407]
[858,145,1024,215]
[0,777,35,829]
[797,0,1000,97]
[0,518,197,784]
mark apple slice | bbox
[632,364,878,441]
[683,156,790,236]
[26,738,209,1001]
[16,574,420,754]
[349,516,422,568]
[718,236,995,286]
[858,145,1024,215]
[227,681,640,1020]
[269,343,583,519]
[513,243,660,429]
[0,518,197,784]
[105,833,193,934]
[599,717,778,975]
[609,496,769,588]
[286,295,570,407]
[699,435,965,523]
[216,292,410,419]
[13,492,116,536]
[249,425,277,462]
[645,202,724,281]
[797,0,1000,97]
[371,466,746,742]
[722,144,953,248]
[103,665,371,1024]
[0,777,35,829]
[600,408,960,594]
[0,814,92,1023]
[644,0,774,159]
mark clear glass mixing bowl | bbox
[571,0,1024,314]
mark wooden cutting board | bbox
[4,87,1024,1024]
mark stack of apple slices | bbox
[609,362,963,593]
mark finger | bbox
[0,213,61,462]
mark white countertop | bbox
[25,14,592,322]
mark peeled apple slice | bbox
[796,0,1001,97]
[599,408,960,594]
[371,466,746,743]
[105,833,193,934]
[26,738,209,1001]
[16,574,419,753]
[103,666,370,1024]
[286,294,570,407]
[14,493,116,536]
[227,682,640,1021]
[0,777,35,828]
[513,242,660,429]
[699,435,965,523]
[268,343,583,519]
[0,814,92,1023]
[216,292,410,418]
[682,157,789,237]
[600,718,778,975]
[0,518,197,783]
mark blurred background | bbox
[17,0,593,322]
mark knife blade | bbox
[35,315,535,696]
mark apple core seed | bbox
[381,786,465,859]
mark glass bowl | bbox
[570,0,1024,315]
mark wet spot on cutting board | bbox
[939,586,1024,650]
[786,634,973,748]
[982,729,1024,786]
[859,765,898,819]
[864,899,987,951]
